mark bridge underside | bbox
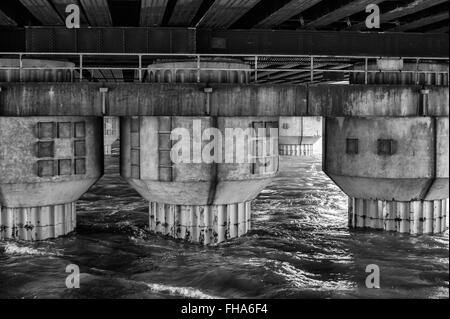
[1,27,448,57]
[0,0,449,243]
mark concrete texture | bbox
[351,61,449,86]
[0,59,74,82]
[1,83,448,117]
[148,60,251,84]
[349,198,449,235]
[325,60,449,236]
[279,117,322,156]
[149,201,251,244]
[0,202,76,240]
[0,116,103,240]
[0,59,104,241]
[104,116,119,155]
[121,116,278,206]
[279,144,315,156]
[119,60,280,244]
[324,117,448,202]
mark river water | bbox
[0,153,448,299]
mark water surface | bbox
[0,154,448,299]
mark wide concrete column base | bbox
[0,202,76,241]
[279,144,313,156]
[149,202,252,245]
[349,198,449,235]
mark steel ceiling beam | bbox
[168,0,203,26]
[79,0,113,26]
[254,0,322,29]
[429,25,449,33]
[307,0,385,28]
[0,9,17,26]
[197,0,261,29]
[50,0,90,26]
[349,0,448,30]
[140,0,169,27]
[19,0,64,25]
[0,27,447,58]
[391,12,449,31]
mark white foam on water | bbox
[2,243,60,256]
[146,283,221,299]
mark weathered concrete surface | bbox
[149,202,251,245]
[0,117,103,207]
[0,59,74,83]
[324,117,449,202]
[348,198,449,235]
[309,85,449,117]
[0,83,448,117]
[104,116,119,155]
[0,202,76,240]
[426,117,450,200]
[351,61,449,86]
[279,117,322,156]
[121,116,278,206]
[0,59,102,241]
[148,60,251,84]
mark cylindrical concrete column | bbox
[149,202,252,244]
[349,198,448,235]
[351,59,449,86]
[104,116,120,155]
[0,58,74,82]
[0,59,103,241]
[327,60,449,235]
[121,60,279,245]
[279,117,322,157]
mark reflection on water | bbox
[0,154,448,299]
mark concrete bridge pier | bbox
[279,117,322,157]
[325,60,449,235]
[0,59,104,240]
[120,61,279,244]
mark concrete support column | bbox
[327,61,449,237]
[120,60,279,245]
[349,198,449,235]
[279,144,315,157]
[0,116,103,241]
[104,116,120,155]
[0,203,76,240]
[0,59,103,241]
[149,202,251,244]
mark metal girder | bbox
[307,0,385,28]
[254,0,322,29]
[196,0,261,29]
[197,29,449,57]
[391,12,449,31]
[79,0,113,26]
[258,63,328,83]
[350,0,449,30]
[256,63,305,81]
[19,0,64,25]
[0,27,448,58]
[273,64,352,84]
[140,0,169,27]
[168,0,203,26]
[429,25,449,33]
[0,9,17,26]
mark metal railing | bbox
[0,52,448,84]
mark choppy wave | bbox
[0,155,447,299]
[2,243,60,256]
[146,283,221,299]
